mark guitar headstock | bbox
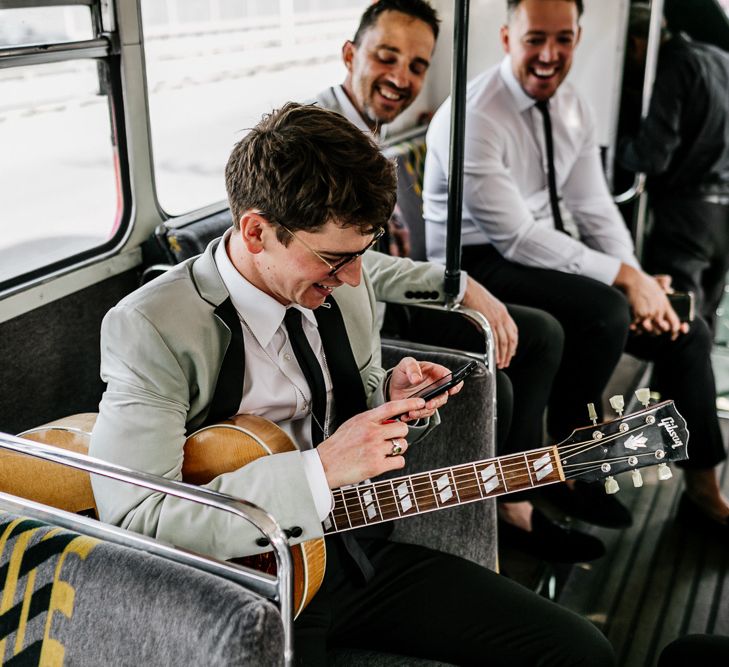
[556,400,689,487]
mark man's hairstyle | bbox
[352,0,440,44]
[225,102,396,242]
[506,0,584,19]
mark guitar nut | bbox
[593,431,603,440]
[619,423,629,432]
[628,456,638,466]
[601,463,611,473]
[655,450,665,460]
[646,416,656,424]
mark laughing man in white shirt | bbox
[424,0,729,528]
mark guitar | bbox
[180,400,689,618]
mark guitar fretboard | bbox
[323,445,564,534]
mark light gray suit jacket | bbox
[90,239,437,559]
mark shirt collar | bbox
[214,229,318,348]
[333,84,387,142]
[499,56,539,113]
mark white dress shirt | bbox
[332,84,391,142]
[215,231,333,519]
[423,57,639,285]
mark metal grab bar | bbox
[444,0,471,302]
[0,431,294,665]
[613,0,666,207]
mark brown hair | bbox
[225,102,396,244]
[507,0,583,19]
[353,0,440,45]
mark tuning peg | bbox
[604,476,620,494]
[631,470,644,488]
[587,402,598,425]
[609,395,625,416]
[635,387,651,407]
[657,463,673,481]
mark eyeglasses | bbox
[278,223,385,277]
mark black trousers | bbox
[657,634,729,666]
[295,538,615,666]
[383,303,563,457]
[462,245,726,470]
[644,195,729,332]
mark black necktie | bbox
[535,100,566,234]
[285,306,375,582]
[284,308,327,446]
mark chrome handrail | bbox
[0,431,294,665]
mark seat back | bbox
[0,507,284,665]
[383,129,428,261]
[381,342,497,571]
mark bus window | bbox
[140,0,365,216]
[0,3,125,290]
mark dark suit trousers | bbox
[462,245,726,470]
[295,539,615,666]
[644,195,729,332]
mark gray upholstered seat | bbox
[0,509,285,666]
[328,342,496,665]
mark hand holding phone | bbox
[667,291,694,323]
[406,360,478,401]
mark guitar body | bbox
[183,414,326,618]
[17,413,326,619]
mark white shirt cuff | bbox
[581,249,623,285]
[301,449,334,521]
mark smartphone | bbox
[667,291,695,323]
[407,360,478,402]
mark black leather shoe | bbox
[540,481,632,528]
[498,508,606,563]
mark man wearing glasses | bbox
[90,103,613,664]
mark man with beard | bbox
[424,0,729,530]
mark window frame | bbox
[0,0,132,294]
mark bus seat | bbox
[383,129,428,261]
[380,342,496,570]
[0,508,284,665]
[326,343,495,665]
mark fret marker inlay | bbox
[362,489,377,520]
[436,474,453,503]
[397,482,413,513]
[533,453,554,481]
[480,463,499,494]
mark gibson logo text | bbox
[659,417,684,449]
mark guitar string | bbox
[324,411,674,525]
[331,424,659,512]
[327,449,665,527]
[330,452,654,528]
[327,426,671,528]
